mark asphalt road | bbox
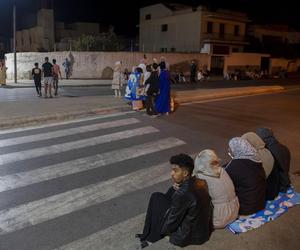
[0,89,299,250]
[1,77,300,102]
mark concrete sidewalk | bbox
[0,84,290,129]
[6,79,112,87]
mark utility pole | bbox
[13,1,17,83]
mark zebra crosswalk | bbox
[0,112,190,250]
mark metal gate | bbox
[210,56,224,76]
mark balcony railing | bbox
[201,33,247,44]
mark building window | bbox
[161,24,168,32]
[219,23,225,37]
[171,47,176,52]
[145,14,151,20]
[207,21,213,33]
[160,48,167,52]
[212,45,230,55]
[234,25,240,36]
[29,36,32,45]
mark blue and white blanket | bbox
[227,187,300,234]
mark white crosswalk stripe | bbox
[0,118,140,147]
[0,113,188,250]
[0,111,134,135]
[0,137,185,192]
[0,126,159,165]
[56,214,145,250]
[0,163,170,235]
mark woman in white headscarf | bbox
[111,61,123,97]
[194,149,239,228]
[225,137,266,215]
[0,61,7,86]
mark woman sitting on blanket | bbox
[242,132,280,201]
[224,137,266,215]
[194,149,240,228]
[256,128,291,193]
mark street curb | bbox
[0,86,286,129]
[0,105,130,130]
[1,84,111,89]
[172,86,285,104]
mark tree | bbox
[72,30,127,51]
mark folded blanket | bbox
[227,187,300,234]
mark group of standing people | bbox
[112,58,171,117]
[137,127,291,248]
[0,57,71,91]
[32,57,62,98]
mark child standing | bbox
[32,62,42,97]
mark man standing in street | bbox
[32,62,42,97]
[62,58,71,79]
[190,60,197,83]
[145,63,160,116]
[52,59,62,96]
[42,57,53,98]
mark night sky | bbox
[0,0,299,38]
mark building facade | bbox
[139,3,249,75]
[139,3,249,53]
[16,8,55,52]
[15,1,107,52]
[247,25,300,45]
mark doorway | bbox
[210,56,224,76]
[260,57,270,73]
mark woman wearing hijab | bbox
[112,61,123,97]
[256,127,291,193]
[155,61,170,115]
[0,61,7,86]
[194,149,239,228]
[242,132,280,200]
[242,132,274,177]
[124,67,144,110]
[225,137,266,215]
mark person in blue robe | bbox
[125,67,145,110]
[155,62,170,114]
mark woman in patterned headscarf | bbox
[225,137,266,215]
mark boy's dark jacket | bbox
[161,177,214,247]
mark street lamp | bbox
[13,0,17,83]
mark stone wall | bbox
[270,58,300,73]
[5,51,299,80]
[5,51,210,80]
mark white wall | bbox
[226,52,269,65]
[6,51,298,80]
[271,58,300,72]
[140,11,201,52]
[140,4,172,20]
[5,51,209,80]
